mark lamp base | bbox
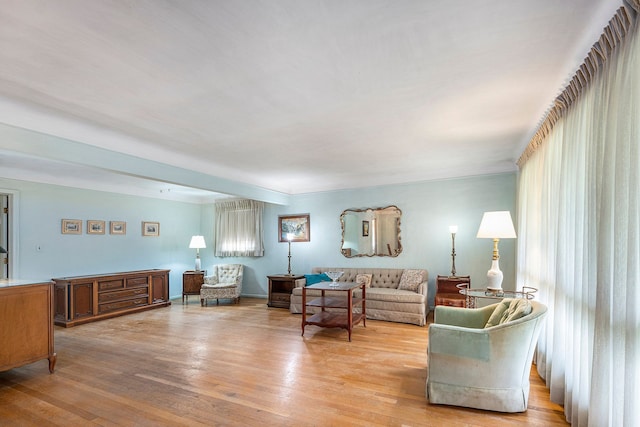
[195,258,201,272]
[486,259,503,291]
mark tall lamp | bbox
[189,236,206,271]
[449,225,458,277]
[476,211,516,292]
[286,233,294,276]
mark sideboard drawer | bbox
[126,276,149,288]
[99,279,125,291]
[99,297,148,314]
[99,287,149,303]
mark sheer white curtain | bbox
[517,5,639,425]
[214,199,264,257]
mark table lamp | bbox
[189,235,206,271]
[476,211,516,291]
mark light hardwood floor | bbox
[0,297,567,426]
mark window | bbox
[214,199,264,257]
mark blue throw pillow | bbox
[304,273,332,286]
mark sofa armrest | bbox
[294,278,306,288]
[417,280,428,298]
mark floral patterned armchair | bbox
[200,264,243,306]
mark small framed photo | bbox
[62,219,82,235]
[110,221,127,235]
[278,214,310,242]
[87,220,106,235]
[362,220,370,237]
[142,221,160,237]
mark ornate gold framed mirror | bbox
[340,205,402,257]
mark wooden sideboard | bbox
[53,269,170,327]
[0,280,56,373]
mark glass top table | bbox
[457,284,537,308]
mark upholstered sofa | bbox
[289,267,429,326]
[427,299,547,412]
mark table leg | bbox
[347,289,353,342]
[301,287,306,336]
[362,284,366,327]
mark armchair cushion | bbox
[202,283,237,290]
[485,298,532,328]
[216,264,242,284]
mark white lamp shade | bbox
[189,235,206,249]
[449,225,458,234]
[476,211,516,239]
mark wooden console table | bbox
[53,269,170,327]
[0,280,56,373]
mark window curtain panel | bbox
[214,199,264,257]
[516,3,639,426]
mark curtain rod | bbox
[517,0,639,167]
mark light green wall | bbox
[201,172,517,307]
[2,172,516,307]
[1,178,201,295]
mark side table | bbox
[459,286,538,308]
[435,275,470,307]
[183,270,205,304]
[301,281,366,341]
[267,274,303,308]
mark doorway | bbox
[1,193,8,279]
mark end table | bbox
[267,274,303,308]
[435,275,470,307]
[183,270,205,304]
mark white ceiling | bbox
[0,0,623,203]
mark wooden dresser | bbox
[435,275,471,307]
[0,280,56,373]
[53,269,170,327]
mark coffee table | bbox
[301,281,366,341]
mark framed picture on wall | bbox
[87,220,105,234]
[362,220,370,237]
[61,219,82,234]
[278,214,310,242]
[142,221,160,237]
[110,221,126,235]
